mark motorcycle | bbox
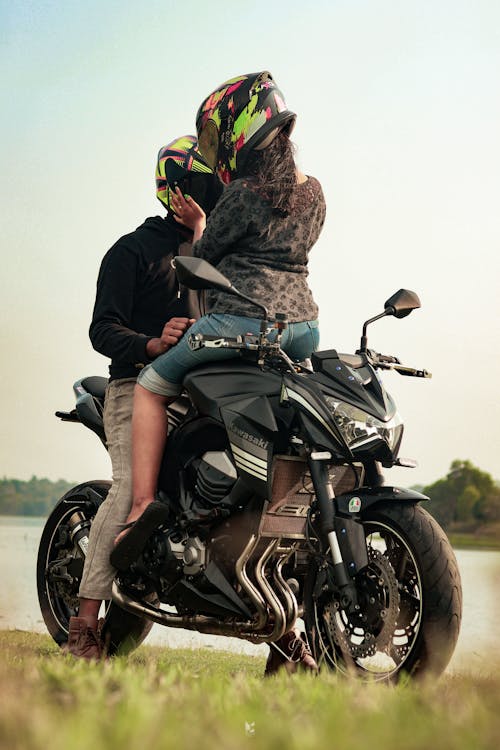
[37,256,462,680]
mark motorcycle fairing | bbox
[310,349,396,422]
[281,373,349,458]
[221,399,277,497]
[165,560,253,618]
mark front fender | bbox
[331,487,428,577]
[335,486,429,516]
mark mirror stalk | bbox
[230,288,268,320]
[359,311,389,352]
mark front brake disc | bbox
[323,548,400,659]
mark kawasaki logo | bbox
[229,422,269,450]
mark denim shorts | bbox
[138,313,320,397]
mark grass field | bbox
[1,630,499,750]
[447,521,500,550]
[448,533,500,551]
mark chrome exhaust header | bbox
[111,580,273,639]
[234,533,267,631]
[111,532,298,643]
[273,551,298,633]
[254,540,287,642]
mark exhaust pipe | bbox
[110,535,296,643]
[234,533,268,631]
[254,540,287,642]
[273,552,298,633]
[111,580,278,640]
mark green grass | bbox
[448,533,500,550]
[1,630,500,750]
[447,521,500,550]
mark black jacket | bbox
[89,216,200,380]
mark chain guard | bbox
[323,548,400,659]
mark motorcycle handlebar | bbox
[367,350,432,378]
[392,364,432,378]
[188,338,432,378]
[188,332,298,374]
[188,333,260,351]
[377,353,401,365]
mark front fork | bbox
[308,454,368,614]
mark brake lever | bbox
[364,349,400,367]
[378,353,401,365]
[392,364,432,378]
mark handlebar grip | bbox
[395,365,432,378]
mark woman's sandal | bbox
[110,500,170,571]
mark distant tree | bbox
[424,460,500,528]
[0,476,75,517]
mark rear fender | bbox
[61,480,111,513]
[75,393,107,446]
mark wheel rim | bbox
[42,506,87,636]
[312,520,423,679]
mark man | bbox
[66,135,221,659]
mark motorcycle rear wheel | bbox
[304,502,462,682]
[37,480,154,655]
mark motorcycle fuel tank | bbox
[183,360,282,421]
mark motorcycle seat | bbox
[80,376,108,400]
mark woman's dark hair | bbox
[241,130,297,214]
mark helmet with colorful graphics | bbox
[156,134,216,213]
[196,71,296,184]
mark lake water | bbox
[1,515,499,672]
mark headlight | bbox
[324,396,403,454]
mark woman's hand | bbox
[171,186,206,242]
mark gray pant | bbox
[79,378,136,600]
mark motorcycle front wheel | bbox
[304,502,462,682]
[37,480,154,655]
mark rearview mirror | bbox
[173,256,269,318]
[359,288,422,352]
[384,289,421,319]
[173,256,233,292]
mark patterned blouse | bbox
[192,176,326,322]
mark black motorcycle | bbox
[37,256,462,681]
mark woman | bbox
[112,75,326,672]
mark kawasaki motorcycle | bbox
[37,256,462,681]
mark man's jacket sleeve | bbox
[89,243,152,364]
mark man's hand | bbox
[146,317,195,358]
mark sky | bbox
[1,0,499,490]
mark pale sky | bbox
[1,0,499,489]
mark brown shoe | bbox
[265,629,318,676]
[64,617,103,661]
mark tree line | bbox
[420,459,500,529]
[0,476,75,517]
[1,460,499,528]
